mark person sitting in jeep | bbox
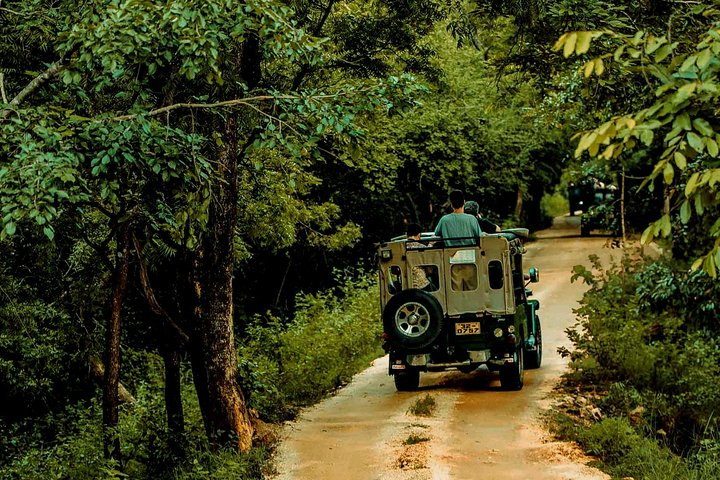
[406,223,436,292]
[434,190,482,246]
[434,190,483,291]
[464,200,501,233]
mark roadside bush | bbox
[560,254,720,477]
[578,417,689,480]
[1,270,382,478]
[238,272,383,421]
[540,191,569,218]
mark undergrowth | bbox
[0,272,382,479]
[552,253,720,479]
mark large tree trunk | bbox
[103,225,130,461]
[193,117,254,451]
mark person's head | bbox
[406,223,423,239]
[464,200,479,216]
[449,190,465,210]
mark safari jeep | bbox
[377,229,541,391]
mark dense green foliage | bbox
[0,276,380,479]
[559,254,720,478]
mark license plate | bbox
[455,322,480,335]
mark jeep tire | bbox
[394,370,420,391]
[383,289,444,351]
[500,347,524,390]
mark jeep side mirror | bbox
[528,267,539,283]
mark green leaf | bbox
[680,200,691,224]
[687,131,705,152]
[4,222,16,236]
[43,226,54,241]
[594,58,605,76]
[691,256,704,271]
[704,254,717,278]
[697,48,713,69]
[686,172,699,197]
[575,32,592,55]
[640,129,654,146]
[674,112,691,131]
[640,224,654,244]
[674,151,687,169]
[658,214,671,237]
[708,138,719,157]
[680,54,698,72]
[663,161,674,184]
[575,132,597,156]
[654,44,672,62]
[692,117,714,136]
[563,32,578,58]
[674,83,696,105]
[695,193,705,215]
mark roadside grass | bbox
[548,410,718,480]
[408,423,429,429]
[238,273,383,422]
[407,394,436,417]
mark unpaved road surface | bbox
[272,217,621,480]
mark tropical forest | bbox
[1,0,720,479]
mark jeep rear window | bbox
[388,265,402,293]
[450,264,478,291]
[488,260,504,289]
[412,264,439,292]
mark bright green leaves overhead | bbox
[559,18,720,276]
[553,31,608,77]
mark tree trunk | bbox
[103,225,130,461]
[193,118,254,451]
[182,250,213,438]
[163,346,185,455]
[515,187,524,219]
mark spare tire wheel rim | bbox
[395,302,430,337]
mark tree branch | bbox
[89,356,136,404]
[0,6,23,16]
[132,234,190,345]
[109,93,348,121]
[0,60,66,120]
[292,0,338,90]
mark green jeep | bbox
[377,229,541,391]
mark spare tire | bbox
[383,289,444,351]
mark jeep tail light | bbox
[506,334,517,345]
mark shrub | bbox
[559,254,720,477]
[540,191,570,218]
[238,272,383,421]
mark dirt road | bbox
[272,217,622,480]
